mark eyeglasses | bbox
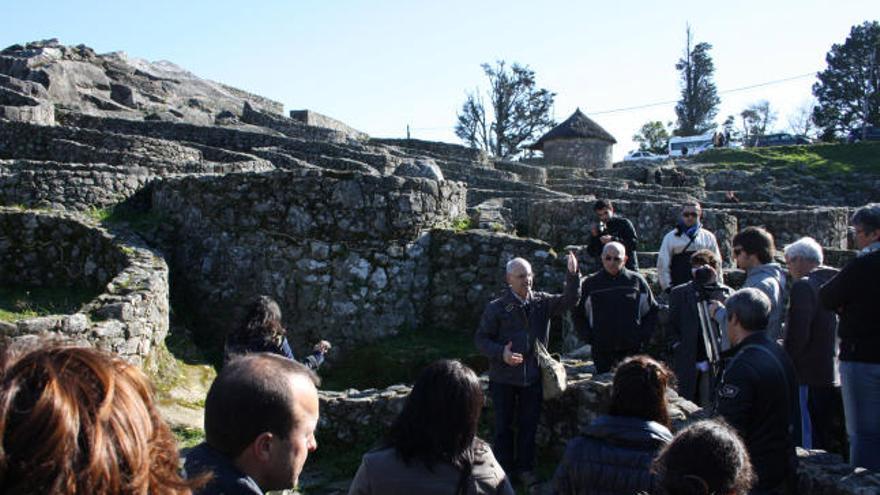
[603,256,623,262]
[682,212,698,218]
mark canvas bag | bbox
[534,339,567,400]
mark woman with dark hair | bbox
[0,344,204,494]
[552,355,674,494]
[654,419,755,495]
[224,295,331,368]
[348,359,514,495]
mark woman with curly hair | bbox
[0,343,204,494]
[224,295,331,369]
[654,419,755,495]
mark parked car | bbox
[624,150,666,161]
[753,133,812,147]
[848,125,880,143]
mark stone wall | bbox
[316,362,880,494]
[542,138,613,170]
[150,170,466,351]
[371,138,489,165]
[427,229,566,332]
[0,86,55,125]
[0,208,170,368]
[289,109,368,141]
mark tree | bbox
[787,99,818,137]
[674,25,720,136]
[632,121,671,154]
[812,21,880,139]
[455,61,556,158]
[722,115,740,142]
[740,101,776,145]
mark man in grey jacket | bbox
[711,227,786,341]
[783,237,841,451]
[475,252,579,486]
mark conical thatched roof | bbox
[528,108,616,150]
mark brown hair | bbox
[608,355,672,428]
[205,353,319,458]
[733,227,776,264]
[690,249,720,271]
[0,344,201,494]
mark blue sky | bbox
[2,1,876,159]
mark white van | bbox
[668,131,716,157]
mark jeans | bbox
[490,380,543,475]
[796,385,841,451]
[840,360,880,471]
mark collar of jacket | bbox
[860,241,880,256]
[582,415,673,447]
[503,288,531,308]
[721,331,772,358]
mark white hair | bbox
[784,237,823,265]
[602,241,626,256]
[506,257,531,274]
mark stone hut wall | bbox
[427,229,566,332]
[0,208,170,368]
[542,138,612,170]
[150,170,466,352]
[289,109,368,141]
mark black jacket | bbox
[668,280,733,401]
[715,332,798,492]
[819,248,880,363]
[551,415,672,495]
[573,268,658,352]
[586,216,639,271]
[184,442,264,495]
[475,272,580,386]
[784,267,839,386]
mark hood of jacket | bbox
[581,415,673,449]
[746,262,785,286]
[807,266,838,286]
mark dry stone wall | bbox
[150,170,466,351]
[0,208,170,368]
[542,139,613,169]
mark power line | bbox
[589,71,818,115]
[406,70,820,130]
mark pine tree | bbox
[674,25,720,136]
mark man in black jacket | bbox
[475,252,580,486]
[668,249,732,407]
[574,242,658,374]
[819,203,880,471]
[587,199,640,271]
[782,237,840,451]
[715,288,798,494]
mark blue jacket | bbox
[475,272,580,386]
[184,442,263,495]
[224,335,323,369]
[552,415,672,495]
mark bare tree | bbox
[787,99,818,137]
[740,100,777,145]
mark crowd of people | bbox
[0,201,877,495]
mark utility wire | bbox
[408,71,819,130]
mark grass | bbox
[693,141,880,176]
[0,286,96,321]
[452,215,473,232]
[87,205,170,236]
[171,425,205,450]
[320,327,484,391]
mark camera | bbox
[693,265,714,286]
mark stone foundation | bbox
[0,208,170,368]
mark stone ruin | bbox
[1,39,878,493]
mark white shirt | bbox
[657,227,723,291]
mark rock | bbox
[394,158,444,181]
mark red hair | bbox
[0,344,202,494]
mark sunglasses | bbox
[682,212,698,218]
[603,256,623,262]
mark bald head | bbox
[602,241,626,257]
[601,241,627,276]
[506,257,534,299]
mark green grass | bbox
[694,141,880,176]
[171,425,205,450]
[320,327,484,391]
[452,215,473,232]
[88,205,169,236]
[0,286,96,321]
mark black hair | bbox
[690,249,720,271]
[385,360,484,469]
[594,199,613,211]
[654,419,755,495]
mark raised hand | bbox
[567,251,578,274]
[502,341,523,366]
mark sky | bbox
[1,1,876,160]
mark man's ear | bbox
[252,432,275,462]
